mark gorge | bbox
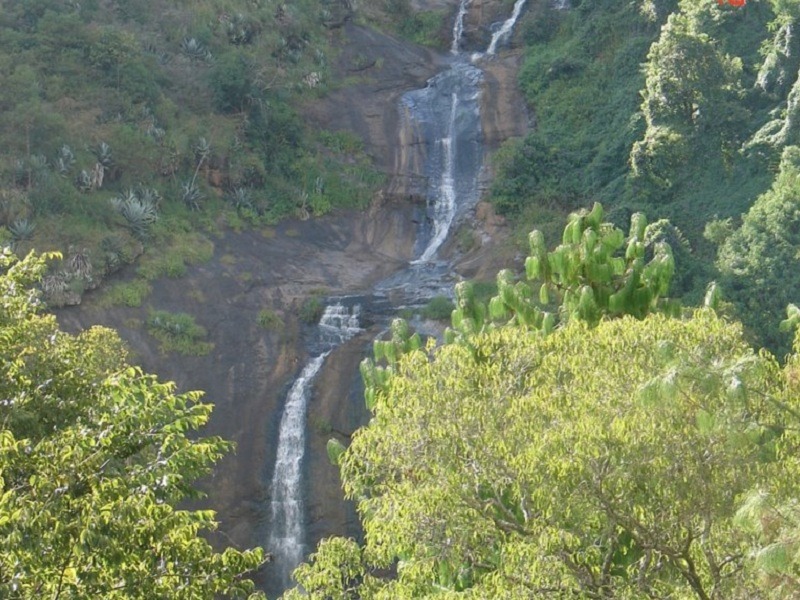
[264,0,529,593]
[55,0,531,596]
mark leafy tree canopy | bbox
[290,205,800,599]
[290,310,800,599]
[0,250,265,598]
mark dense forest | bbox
[5,0,800,598]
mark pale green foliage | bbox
[282,537,382,600]
[729,325,800,597]
[0,250,264,598]
[360,318,422,411]
[291,310,794,598]
[447,203,677,344]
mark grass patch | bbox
[257,308,283,330]
[398,10,447,48]
[146,310,213,356]
[98,279,152,307]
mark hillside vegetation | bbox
[492,0,800,353]
[0,0,393,306]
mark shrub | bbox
[146,310,213,356]
[422,295,454,321]
[298,295,324,324]
[257,308,282,330]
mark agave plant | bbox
[54,145,76,176]
[13,155,50,188]
[180,37,212,62]
[225,13,256,45]
[92,141,113,169]
[135,186,162,209]
[146,124,166,143]
[181,181,203,211]
[111,189,158,240]
[228,187,254,211]
[8,218,36,242]
[75,169,94,192]
[68,248,93,281]
[194,137,212,163]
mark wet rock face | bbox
[58,2,529,594]
[462,0,515,51]
[305,5,528,203]
[304,22,446,202]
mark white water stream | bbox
[415,91,460,263]
[486,0,529,56]
[451,0,472,54]
[267,304,361,589]
[267,353,327,580]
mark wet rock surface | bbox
[56,204,418,561]
[57,2,529,594]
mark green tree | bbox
[639,13,741,133]
[448,203,678,343]
[716,145,800,355]
[629,11,744,202]
[0,250,265,598]
[287,310,794,599]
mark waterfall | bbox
[265,0,531,593]
[451,0,472,55]
[409,0,529,264]
[486,0,528,56]
[267,303,361,589]
[267,353,327,588]
[405,64,483,265]
[416,92,458,263]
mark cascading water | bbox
[267,354,327,588]
[266,303,361,591]
[404,53,483,265]
[485,0,529,56]
[264,0,528,593]
[450,0,472,54]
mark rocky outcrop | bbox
[304,22,446,202]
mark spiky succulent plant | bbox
[111,189,158,240]
[180,38,212,62]
[8,218,35,242]
[181,181,203,211]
